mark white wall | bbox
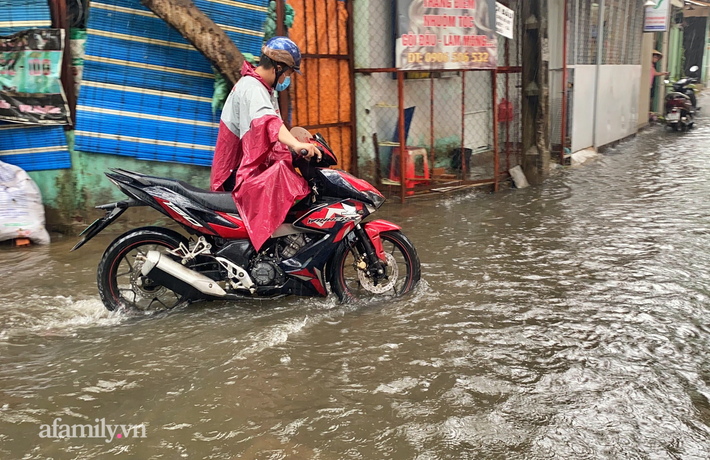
[572,65,596,152]
[594,65,641,147]
[571,65,641,152]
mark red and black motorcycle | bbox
[72,128,420,312]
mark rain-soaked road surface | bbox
[3,113,710,459]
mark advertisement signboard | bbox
[395,0,498,71]
[644,0,670,32]
[0,29,70,125]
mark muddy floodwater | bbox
[2,119,710,458]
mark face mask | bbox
[275,76,291,92]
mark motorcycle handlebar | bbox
[295,145,325,154]
[292,145,325,160]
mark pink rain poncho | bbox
[210,62,309,251]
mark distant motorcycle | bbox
[72,128,420,312]
[664,65,700,132]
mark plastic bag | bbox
[0,161,51,244]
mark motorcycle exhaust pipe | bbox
[140,251,226,298]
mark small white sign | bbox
[542,38,549,62]
[496,2,514,40]
[644,0,670,32]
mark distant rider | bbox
[210,37,319,251]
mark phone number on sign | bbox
[407,52,490,64]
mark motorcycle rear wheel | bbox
[97,227,189,312]
[330,230,421,302]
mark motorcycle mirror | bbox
[690,65,699,72]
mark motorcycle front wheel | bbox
[97,227,190,312]
[330,230,421,302]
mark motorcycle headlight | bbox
[366,191,386,209]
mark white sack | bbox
[0,161,51,245]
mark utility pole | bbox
[521,0,550,184]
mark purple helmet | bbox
[262,37,302,74]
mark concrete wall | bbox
[28,132,209,231]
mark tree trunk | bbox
[141,0,245,85]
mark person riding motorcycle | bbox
[210,37,320,252]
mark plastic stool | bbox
[390,147,430,195]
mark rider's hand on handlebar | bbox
[293,142,321,161]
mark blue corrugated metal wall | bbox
[0,0,52,35]
[0,122,70,170]
[0,1,72,172]
[75,0,269,167]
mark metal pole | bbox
[373,133,382,188]
[492,69,499,191]
[276,0,285,39]
[461,72,467,180]
[49,0,75,127]
[560,0,568,164]
[398,71,407,203]
[430,76,435,177]
[574,0,579,66]
[346,0,358,176]
[592,0,604,149]
[505,38,510,172]
[276,0,291,129]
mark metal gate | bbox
[352,0,524,202]
[287,0,356,174]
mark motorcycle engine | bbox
[249,233,311,286]
[281,233,309,259]
[251,261,282,286]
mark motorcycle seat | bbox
[109,169,238,213]
[174,181,238,213]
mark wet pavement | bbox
[2,112,710,458]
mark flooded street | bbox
[3,118,710,458]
